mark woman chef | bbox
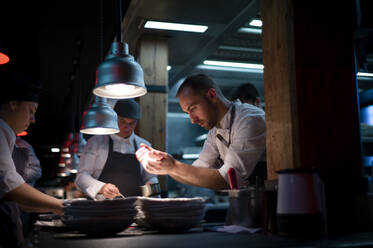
[75,99,158,199]
[0,65,63,248]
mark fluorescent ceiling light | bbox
[182,154,200,159]
[167,65,171,71]
[144,21,208,33]
[357,72,373,77]
[196,64,263,73]
[238,27,262,34]
[203,60,264,70]
[219,45,262,53]
[249,19,262,27]
[51,148,60,153]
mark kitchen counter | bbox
[34,224,373,248]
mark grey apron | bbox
[98,136,142,196]
[0,146,28,248]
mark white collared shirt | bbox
[192,101,266,187]
[0,119,25,198]
[75,132,158,199]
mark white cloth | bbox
[0,119,25,198]
[206,225,262,234]
[193,101,266,187]
[75,133,158,199]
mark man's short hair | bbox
[231,82,259,103]
[176,74,223,97]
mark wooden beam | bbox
[261,0,364,234]
[137,36,169,196]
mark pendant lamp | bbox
[0,52,9,65]
[93,0,147,99]
[80,95,120,135]
[70,132,87,155]
[0,42,9,65]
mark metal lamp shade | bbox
[93,42,147,99]
[80,96,120,135]
[0,42,10,65]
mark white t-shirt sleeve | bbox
[75,136,107,199]
[0,132,25,198]
[192,130,220,168]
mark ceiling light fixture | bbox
[51,148,60,153]
[0,52,9,65]
[0,42,10,65]
[80,95,120,135]
[237,27,262,34]
[357,72,373,77]
[94,0,147,99]
[249,19,262,27]
[203,60,264,69]
[144,21,208,33]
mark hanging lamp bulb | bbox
[80,95,120,135]
[0,43,10,65]
[0,52,9,65]
[93,42,147,99]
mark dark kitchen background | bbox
[2,0,373,195]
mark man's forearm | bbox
[170,160,229,190]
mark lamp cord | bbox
[117,0,122,43]
[100,0,104,62]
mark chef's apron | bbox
[98,136,142,196]
[0,146,29,248]
[216,103,267,187]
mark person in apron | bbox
[0,65,63,248]
[75,99,158,200]
[136,74,266,190]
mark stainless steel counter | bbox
[35,224,373,248]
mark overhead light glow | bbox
[16,131,28,136]
[0,53,9,64]
[196,64,263,73]
[144,21,208,33]
[238,27,262,34]
[167,66,171,71]
[357,72,373,77]
[51,148,60,153]
[203,60,264,70]
[80,127,120,135]
[249,19,262,27]
[93,83,146,99]
[182,154,200,159]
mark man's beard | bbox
[203,99,218,130]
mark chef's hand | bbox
[99,183,120,199]
[136,143,175,175]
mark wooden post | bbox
[137,36,169,196]
[261,0,365,234]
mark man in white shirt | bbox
[75,99,158,199]
[136,74,266,190]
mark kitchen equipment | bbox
[141,183,161,197]
[61,197,138,235]
[276,168,326,237]
[228,167,238,189]
[135,197,206,232]
[225,186,265,228]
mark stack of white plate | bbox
[136,197,206,232]
[62,197,138,235]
